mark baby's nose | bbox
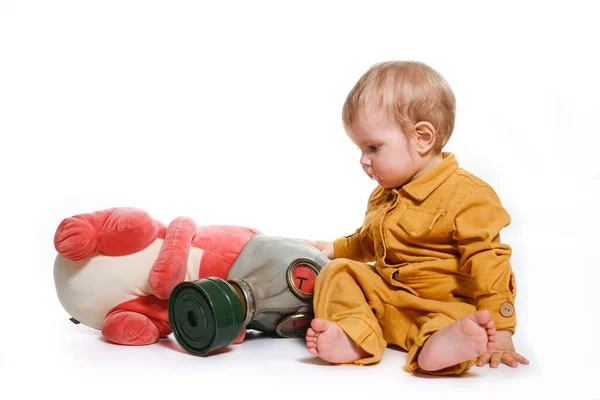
[360,154,371,167]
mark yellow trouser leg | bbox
[314,258,478,374]
[313,259,391,365]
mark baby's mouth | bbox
[369,173,383,184]
[363,167,381,183]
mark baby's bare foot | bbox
[305,318,369,364]
[418,310,496,372]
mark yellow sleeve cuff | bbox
[477,294,517,334]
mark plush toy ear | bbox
[149,216,197,300]
[54,207,160,261]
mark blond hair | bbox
[342,61,456,153]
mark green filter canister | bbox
[168,277,244,356]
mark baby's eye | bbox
[368,145,380,152]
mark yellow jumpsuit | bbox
[314,153,517,375]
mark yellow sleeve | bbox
[333,227,375,262]
[450,186,517,333]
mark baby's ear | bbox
[413,121,437,154]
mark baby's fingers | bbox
[513,352,530,365]
[477,351,529,368]
[303,239,321,250]
[490,352,502,368]
[501,353,518,367]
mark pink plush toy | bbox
[53,207,259,346]
[53,207,329,353]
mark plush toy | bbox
[53,207,330,354]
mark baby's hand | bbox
[304,239,334,259]
[477,329,529,368]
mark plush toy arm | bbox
[102,296,171,346]
[194,226,260,279]
[149,216,197,300]
[54,207,161,261]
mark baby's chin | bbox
[367,172,407,189]
[377,177,407,189]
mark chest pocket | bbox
[397,206,444,238]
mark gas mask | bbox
[168,234,330,356]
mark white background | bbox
[1,1,599,398]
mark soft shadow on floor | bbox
[409,369,479,379]
[156,336,234,357]
[296,356,333,366]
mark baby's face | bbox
[346,109,424,189]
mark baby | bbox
[305,61,528,375]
